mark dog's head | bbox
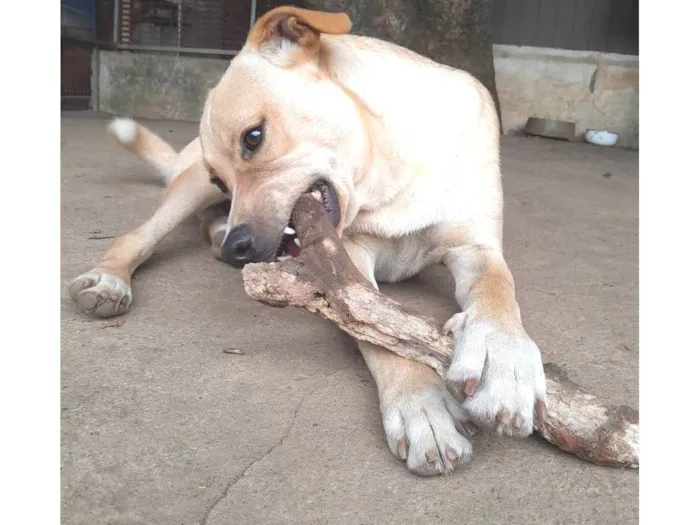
[200,6,366,267]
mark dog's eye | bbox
[209,175,227,193]
[242,125,264,156]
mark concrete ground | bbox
[61,114,639,525]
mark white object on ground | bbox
[585,130,619,147]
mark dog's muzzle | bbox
[221,179,341,268]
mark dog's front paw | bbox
[443,312,547,437]
[381,386,472,476]
[69,270,132,318]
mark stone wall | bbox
[96,51,230,122]
[493,45,638,148]
[96,45,639,148]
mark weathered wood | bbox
[241,195,639,468]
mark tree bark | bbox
[241,195,639,469]
[256,0,502,129]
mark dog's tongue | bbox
[285,238,302,257]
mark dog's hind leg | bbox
[69,161,226,318]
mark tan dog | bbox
[70,6,546,476]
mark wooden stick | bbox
[242,195,639,469]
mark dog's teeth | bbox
[277,255,292,261]
[284,226,296,235]
[311,189,322,202]
[293,238,301,248]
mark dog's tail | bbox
[107,117,178,186]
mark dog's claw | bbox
[535,398,548,423]
[445,446,459,461]
[463,377,480,397]
[397,436,409,460]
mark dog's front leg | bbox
[69,162,226,317]
[344,239,473,476]
[443,246,547,437]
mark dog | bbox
[69,6,547,476]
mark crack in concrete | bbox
[199,367,351,525]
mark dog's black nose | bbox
[221,224,255,268]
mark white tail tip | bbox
[108,118,137,145]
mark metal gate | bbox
[61,0,99,110]
[114,0,257,57]
[61,1,277,111]
[61,0,122,110]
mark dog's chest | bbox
[367,233,448,283]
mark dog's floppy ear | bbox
[248,6,351,52]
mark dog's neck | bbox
[322,36,423,219]
[321,34,496,238]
